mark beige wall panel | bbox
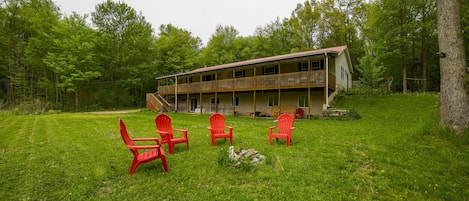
[309,91,325,115]
[179,90,325,116]
[334,53,352,90]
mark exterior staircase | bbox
[146,93,173,112]
[328,90,339,105]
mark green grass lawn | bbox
[1,93,468,200]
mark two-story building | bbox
[147,45,353,118]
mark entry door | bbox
[190,98,198,112]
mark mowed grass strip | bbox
[0,93,468,200]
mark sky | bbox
[53,0,305,46]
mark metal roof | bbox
[156,45,347,80]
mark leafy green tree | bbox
[200,25,242,66]
[320,0,366,67]
[43,13,101,111]
[357,54,386,88]
[154,24,202,75]
[287,0,365,62]
[236,36,260,61]
[0,3,9,103]
[289,0,321,51]
[316,0,347,48]
[3,0,29,106]
[1,0,60,109]
[363,0,438,92]
[23,0,61,108]
[253,17,295,57]
[92,0,154,108]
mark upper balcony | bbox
[157,70,335,95]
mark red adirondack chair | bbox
[268,113,295,147]
[119,119,168,174]
[295,108,303,119]
[208,113,233,146]
[154,114,189,154]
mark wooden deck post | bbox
[253,91,256,117]
[253,66,257,117]
[174,75,178,112]
[215,92,218,113]
[199,74,203,114]
[199,93,202,114]
[232,91,236,116]
[215,72,218,113]
[308,87,311,118]
[186,93,189,112]
[278,62,281,114]
[232,70,235,116]
[308,58,311,118]
[325,53,329,108]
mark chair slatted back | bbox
[155,114,173,135]
[119,119,138,157]
[209,113,226,134]
[277,114,294,134]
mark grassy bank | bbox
[0,93,468,200]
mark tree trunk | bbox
[436,0,469,133]
[420,5,428,92]
[75,90,78,112]
[403,66,407,93]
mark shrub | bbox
[341,109,361,120]
[13,108,20,115]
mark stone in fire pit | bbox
[228,146,265,164]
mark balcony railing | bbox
[158,70,336,95]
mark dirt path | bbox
[86,109,141,114]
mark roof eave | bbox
[155,46,348,80]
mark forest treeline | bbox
[1,0,468,112]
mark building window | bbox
[341,66,344,80]
[311,60,324,70]
[268,95,278,106]
[232,97,240,106]
[263,66,277,75]
[298,95,308,107]
[203,74,215,81]
[298,62,308,71]
[235,70,245,78]
[210,98,219,104]
[190,98,198,111]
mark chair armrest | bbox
[174,129,187,133]
[132,137,160,144]
[174,129,188,138]
[128,145,161,149]
[132,137,160,141]
[268,126,276,133]
[156,130,169,135]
